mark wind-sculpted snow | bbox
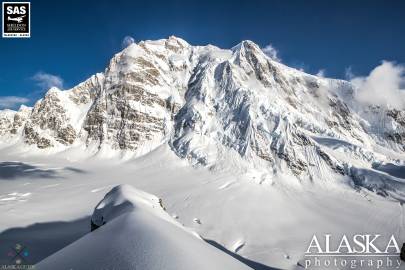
[0,36,405,197]
[91,184,168,229]
[37,185,253,270]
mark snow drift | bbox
[36,185,253,270]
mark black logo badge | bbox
[2,2,30,38]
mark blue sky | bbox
[1,0,405,109]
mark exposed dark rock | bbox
[317,148,345,175]
[387,109,405,127]
[90,217,105,232]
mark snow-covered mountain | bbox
[1,36,405,197]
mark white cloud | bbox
[350,61,405,109]
[316,69,326,78]
[345,66,354,80]
[122,36,135,48]
[32,72,64,90]
[0,96,29,109]
[262,43,281,62]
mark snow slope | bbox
[37,185,252,270]
[0,146,404,269]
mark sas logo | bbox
[2,2,30,38]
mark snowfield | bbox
[37,184,253,270]
[0,145,404,269]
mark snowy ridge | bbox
[36,185,253,270]
[91,184,175,228]
[0,36,405,197]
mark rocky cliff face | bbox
[0,36,404,192]
[82,37,190,152]
[0,106,31,137]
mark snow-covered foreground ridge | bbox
[37,185,252,270]
[1,36,405,195]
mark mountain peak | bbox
[167,35,189,46]
[47,86,62,93]
[231,39,270,69]
[231,40,261,53]
[0,37,404,196]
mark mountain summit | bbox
[1,36,404,196]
